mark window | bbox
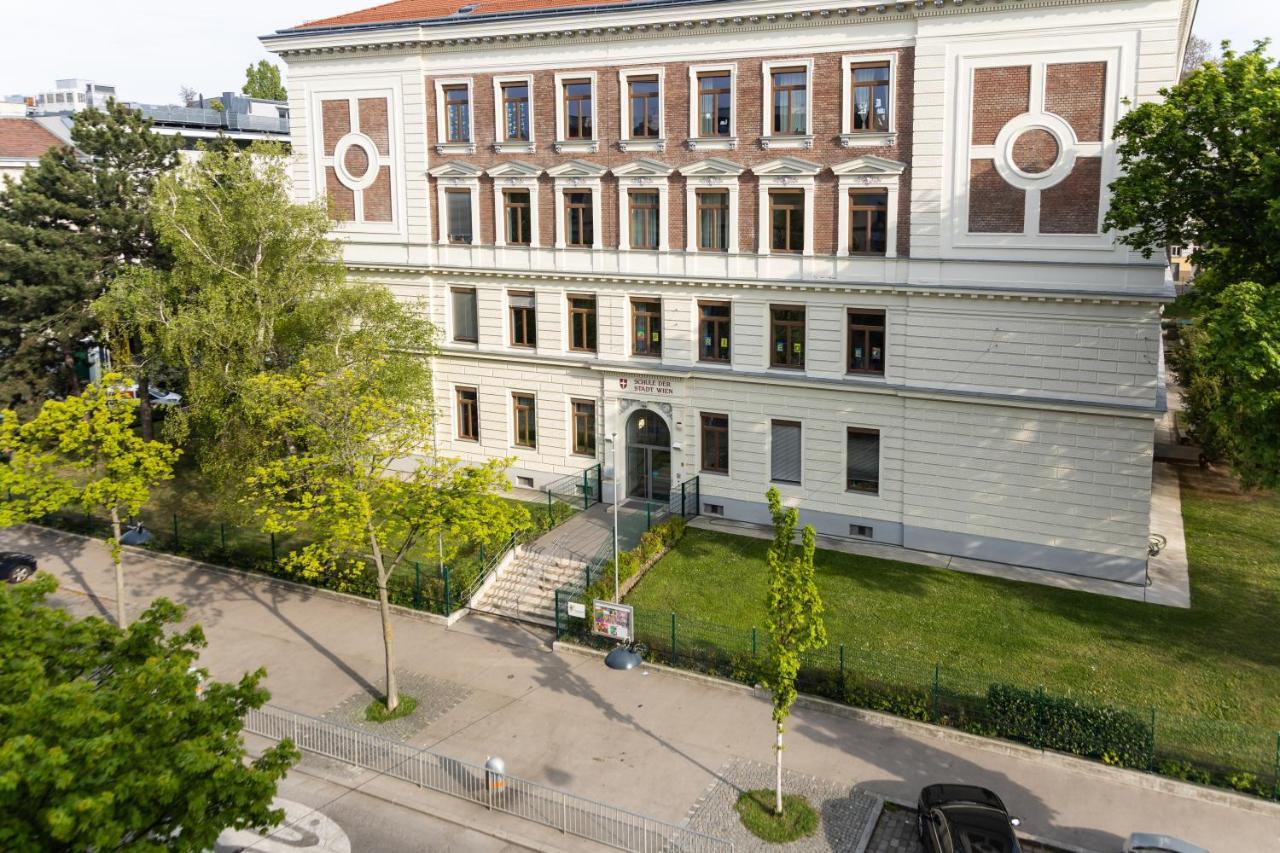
[451,287,477,343]
[850,63,891,133]
[517,475,535,488]
[501,82,530,141]
[445,189,473,244]
[771,420,802,484]
[699,301,731,362]
[769,191,805,253]
[632,299,661,357]
[848,310,886,375]
[846,428,880,493]
[572,399,597,456]
[565,191,594,247]
[628,77,661,138]
[701,413,729,473]
[697,73,732,137]
[704,502,725,516]
[444,85,470,143]
[850,524,873,538]
[771,69,807,135]
[509,292,536,347]
[503,189,532,245]
[771,306,805,368]
[696,190,729,252]
[563,79,593,140]
[569,295,597,353]
[629,191,660,250]
[513,394,537,448]
[850,190,888,255]
[456,387,479,440]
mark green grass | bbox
[627,482,1280,733]
[364,694,419,722]
[734,789,818,843]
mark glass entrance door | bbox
[625,409,671,502]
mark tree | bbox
[243,60,287,101]
[0,574,297,851]
[179,85,198,107]
[0,376,179,627]
[0,100,180,410]
[1181,34,1215,80]
[760,487,827,815]
[239,354,526,713]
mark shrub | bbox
[986,683,1151,768]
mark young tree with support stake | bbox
[0,376,179,628]
[762,486,827,816]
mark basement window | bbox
[704,503,725,516]
[850,524,873,539]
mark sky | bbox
[0,0,1275,106]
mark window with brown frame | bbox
[563,79,593,139]
[564,191,593,247]
[631,299,661,357]
[696,190,729,252]
[771,68,807,135]
[698,301,731,362]
[629,190,660,250]
[445,188,473,244]
[568,295,597,353]
[513,393,536,448]
[849,189,888,255]
[701,413,729,473]
[503,189,532,245]
[850,63,891,133]
[443,84,470,143]
[572,399,597,456]
[769,191,804,253]
[846,428,880,493]
[697,72,732,137]
[501,82,530,141]
[770,305,805,368]
[848,310,886,375]
[509,291,536,347]
[456,387,479,440]
[628,77,660,138]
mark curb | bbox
[22,523,467,628]
[553,640,1280,820]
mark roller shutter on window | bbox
[846,429,880,493]
[771,420,802,484]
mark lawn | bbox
[626,479,1280,745]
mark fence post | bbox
[219,522,226,553]
[172,512,179,549]
[270,532,277,568]
[561,791,567,833]
[1149,707,1157,772]
[696,476,701,515]
[751,626,757,657]
[582,469,590,511]
[1273,732,1279,801]
[670,612,677,665]
[932,664,941,723]
[546,488,553,527]
[413,561,422,610]
[443,566,451,613]
[584,566,590,593]
[681,480,687,519]
[839,643,846,692]
[555,589,562,639]
[646,501,652,530]
[479,542,485,566]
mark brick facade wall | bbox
[423,46,914,256]
[1040,157,1102,234]
[968,160,1024,233]
[321,96,394,223]
[970,66,1029,146]
[1045,62,1106,142]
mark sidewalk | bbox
[9,524,1274,852]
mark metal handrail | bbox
[459,532,518,605]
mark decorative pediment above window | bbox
[677,157,746,179]
[611,158,674,179]
[545,159,608,179]
[427,161,484,179]
[831,155,906,177]
[752,157,823,178]
[486,161,542,186]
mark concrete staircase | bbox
[470,544,589,626]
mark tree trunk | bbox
[775,723,784,815]
[369,527,398,712]
[137,372,154,442]
[110,506,127,628]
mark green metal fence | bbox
[555,603,1280,801]
[541,464,603,530]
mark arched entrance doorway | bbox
[626,409,671,502]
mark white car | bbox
[117,384,182,406]
[1125,833,1209,853]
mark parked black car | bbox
[0,552,37,584]
[917,784,1023,853]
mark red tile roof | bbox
[296,0,636,29]
[0,118,65,159]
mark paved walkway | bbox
[9,524,1274,852]
[528,500,657,563]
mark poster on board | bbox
[592,600,634,642]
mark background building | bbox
[263,0,1197,585]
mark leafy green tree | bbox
[243,60,288,101]
[240,354,526,713]
[0,100,180,410]
[94,143,404,508]
[0,574,297,851]
[761,487,827,815]
[0,376,180,627]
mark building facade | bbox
[264,0,1196,584]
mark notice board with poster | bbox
[591,600,634,642]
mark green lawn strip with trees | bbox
[625,485,1280,794]
[734,789,818,844]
